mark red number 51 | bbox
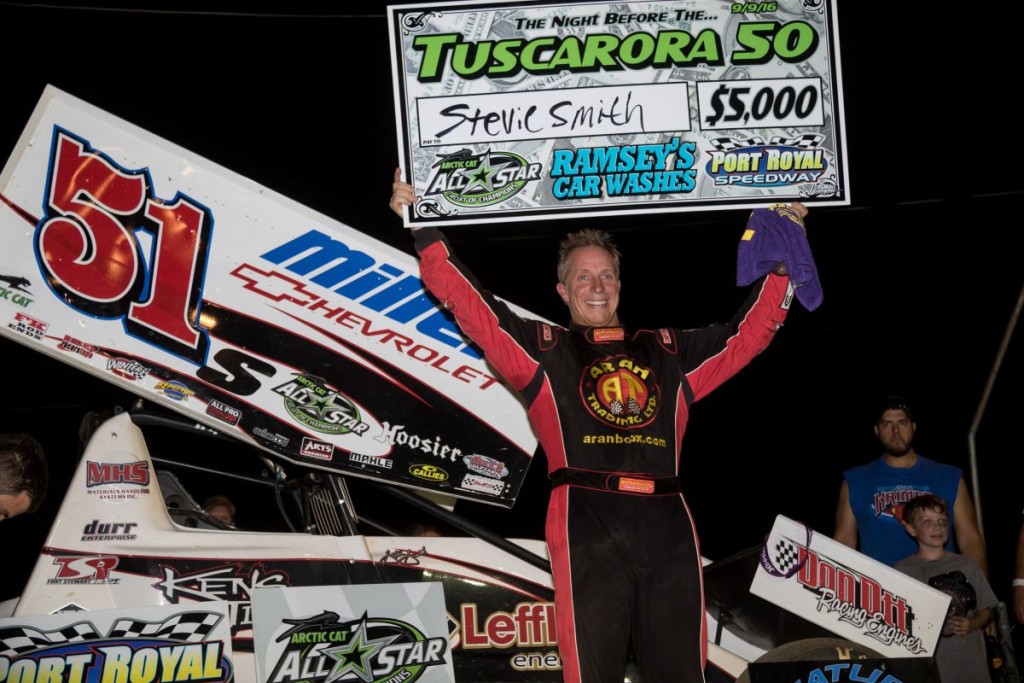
[36,129,212,364]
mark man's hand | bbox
[769,201,808,276]
[770,201,808,228]
[390,167,418,219]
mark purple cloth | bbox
[737,206,823,311]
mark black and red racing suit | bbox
[414,227,793,683]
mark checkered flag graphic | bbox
[0,622,99,657]
[773,538,802,575]
[768,133,826,149]
[708,136,765,152]
[107,611,223,642]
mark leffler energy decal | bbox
[0,86,538,506]
[389,0,848,226]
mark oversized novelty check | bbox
[388,0,848,226]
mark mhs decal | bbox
[86,461,150,487]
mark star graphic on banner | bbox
[300,392,337,420]
[322,614,399,683]
[458,151,509,194]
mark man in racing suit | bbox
[392,172,806,682]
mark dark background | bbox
[1,0,1020,627]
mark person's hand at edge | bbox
[390,167,418,220]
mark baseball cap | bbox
[876,395,913,423]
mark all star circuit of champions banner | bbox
[389,0,848,226]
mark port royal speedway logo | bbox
[266,611,448,683]
[423,148,541,209]
[0,611,232,683]
[767,537,925,654]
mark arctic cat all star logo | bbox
[268,611,447,683]
[424,149,541,208]
[274,374,370,436]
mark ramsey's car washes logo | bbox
[267,611,447,683]
[423,148,541,208]
[274,373,370,436]
[581,355,659,429]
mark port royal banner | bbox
[388,0,848,226]
[0,86,538,507]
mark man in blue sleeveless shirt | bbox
[833,396,988,572]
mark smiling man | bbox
[0,433,48,523]
[834,396,988,573]
[391,169,809,683]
